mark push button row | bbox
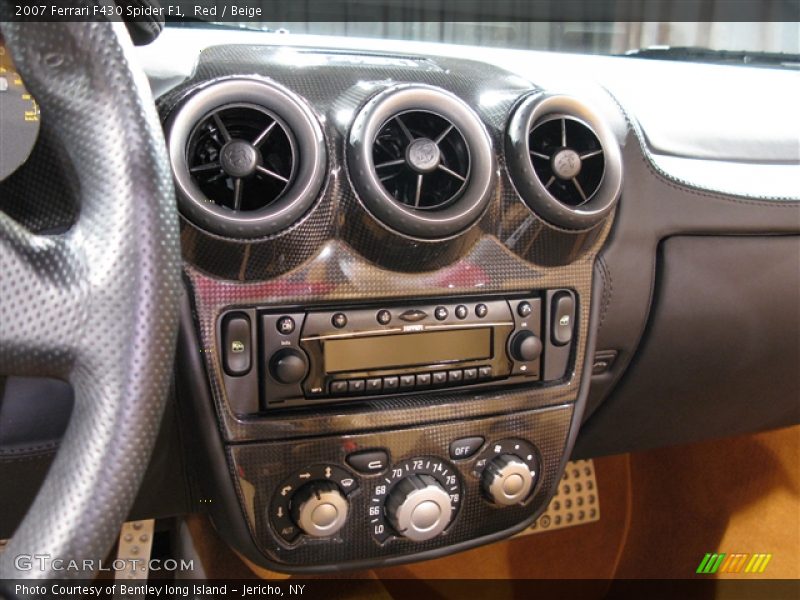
[330,366,492,396]
[329,366,493,397]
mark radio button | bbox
[269,349,308,385]
[517,301,533,318]
[455,305,468,320]
[366,378,383,392]
[330,381,348,395]
[450,436,484,460]
[376,309,392,325]
[475,303,488,318]
[399,375,415,389]
[434,306,448,321]
[448,369,463,383]
[399,309,427,322]
[276,316,296,335]
[432,372,447,385]
[552,292,575,346]
[222,314,251,376]
[478,366,493,380]
[348,380,365,394]
[510,330,543,362]
[347,450,389,474]
[331,313,348,329]
[416,373,431,387]
[383,376,399,390]
[463,368,478,381]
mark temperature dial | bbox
[369,456,462,544]
[385,474,453,542]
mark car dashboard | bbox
[0,25,798,575]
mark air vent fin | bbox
[348,84,495,240]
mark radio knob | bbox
[269,348,308,384]
[509,330,542,362]
[290,481,349,537]
[481,454,535,506]
[385,474,453,541]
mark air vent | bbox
[506,93,622,230]
[373,111,469,210]
[167,79,326,239]
[348,85,495,240]
[187,105,295,212]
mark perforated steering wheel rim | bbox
[0,15,181,580]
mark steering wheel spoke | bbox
[0,216,83,376]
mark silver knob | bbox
[290,481,349,538]
[385,474,453,542]
[482,454,534,506]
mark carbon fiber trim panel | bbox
[165,46,617,443]
[158,45,610,280]
[230,405,572,568]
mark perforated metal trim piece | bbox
[114,519,155,583]
[516,458,599,536]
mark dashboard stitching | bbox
[597,256,613,332]
[602,86,800,204]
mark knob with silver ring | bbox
[385,474,454,541]
[290,481,349,538]
[481,454,535,506]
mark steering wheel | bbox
[0,17,180,579]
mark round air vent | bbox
[506,93,622,230]
[167,79,326,239]
[348,85,495,240]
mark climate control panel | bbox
[236,407,570,569]
[267,445,538,548]
[231,406,571,569]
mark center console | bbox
[164,44,625,572]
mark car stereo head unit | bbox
[218,290,576,412]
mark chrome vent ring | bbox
[506,93,622,230]
[348,84,495,240]
[167,78,326,239]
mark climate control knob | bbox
[269,348,308,384]
[482,454,535,506]
[385,474,453,541]
[290,481,349,538]
[509,330,542,362]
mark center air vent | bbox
[348,85,495,240]
[372,111,469,210]
[167,79,326,239]
[506,93,622,230]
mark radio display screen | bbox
[324,328,492,373]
